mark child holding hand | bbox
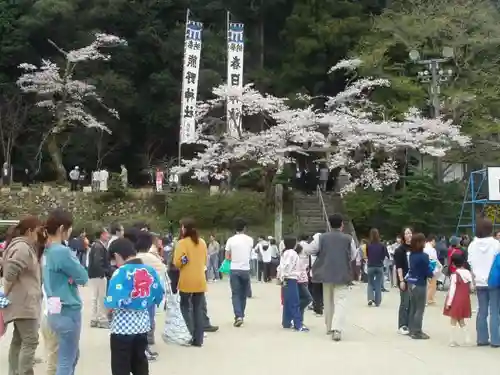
[278,237,308,332]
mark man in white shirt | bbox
[253,236,268,282]
[225,218,254,327]
[100,169,109,191]
[108,222,124,247]
[424,235,440,305]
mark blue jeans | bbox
[230,270,250,319]
[476,287,500,346]
[367,266,384,305]
[282,279,302,329]
[207,253,220,280]
[47,309,82,375]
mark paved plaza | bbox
[0,280,498,375]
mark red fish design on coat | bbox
[131,268,154,298]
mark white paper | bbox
[47,297,62,315]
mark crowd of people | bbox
[1,211,500,375]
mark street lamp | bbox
[409,47,454,182]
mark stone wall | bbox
[0,186,161,228]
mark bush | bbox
[344,173,465,239]
[165,191,272,229]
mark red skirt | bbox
[443,280,471,319]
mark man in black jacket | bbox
[88,228,110,328]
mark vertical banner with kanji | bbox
[180,19,203,144]
[226,18,244,137]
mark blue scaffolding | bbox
[456,168,500,235]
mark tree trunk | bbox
[47,133,67,182]
[263,168,276,204]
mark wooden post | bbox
[274,183,283,243]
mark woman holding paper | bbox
[43,209,88,375]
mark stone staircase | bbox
[293,191,358,243]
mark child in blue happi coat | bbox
[106,238,165,375]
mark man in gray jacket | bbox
[308,214,356,341]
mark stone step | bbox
[296,209,324,216]
[300,217,328,224]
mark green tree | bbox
[356,0,500,167]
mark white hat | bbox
[267,236,274,240]
[75,166,79,169]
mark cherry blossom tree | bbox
[176,59,470,194]
[17,33,126,181]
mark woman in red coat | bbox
[447,236,464,274]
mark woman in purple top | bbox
[366,228,389,307]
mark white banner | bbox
[180,20,203,144]
[226,22,244,137]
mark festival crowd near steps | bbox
[0,210,500,375]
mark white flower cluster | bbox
[174,59,471,193]
[17,33,126,133]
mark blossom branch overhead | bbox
[176,58,470,193]
[17,33,126,134]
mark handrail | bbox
[0,220,18,226]
[316,185,331,232]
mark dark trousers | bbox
[263,262,272,282]
[201,294,212,328]
[257,261,264,281]
[230,270,250,318]
[398,288,411,329]
[110,333,148,375]
[298,282,313,323]
[180,292,205,346]
[282,279,302,329]
[408,284,426,334]
[168,269,180,294]
[271,258,279,278]
[310,282,323,314]
[70,180,78,191]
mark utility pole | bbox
[409,48,454,183]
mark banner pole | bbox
[225,11,230,135]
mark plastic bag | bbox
[0,291,8,339]
[219,259,231,274]
[162,272,191,346]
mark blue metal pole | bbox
[456,176,470,236]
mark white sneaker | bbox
[398,326,409,335]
